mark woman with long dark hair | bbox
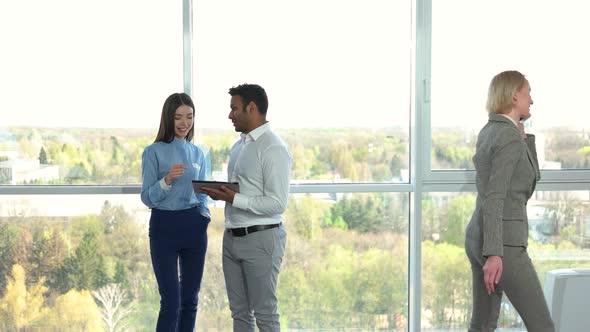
[141,92,210,331]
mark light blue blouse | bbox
[141,138,210,215]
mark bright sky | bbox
[1,0,588,130]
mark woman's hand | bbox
[483,255,503,294]
[165,164,186,185]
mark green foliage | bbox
[208,145,230,173]
[389,154,403,176]
[4,126,412,184]
[441,195,476,246]
[94,256,111,289]
[99,201,148,276]
[329,194,390,232]
[544,192,589,246]
[66,162,91,183]
[432,130,476,169]
[46,289,103,331]
[57,230,106,292]
[545,129,590,168]
[4,126,590,330]
[422,241,471,329]
[39,146,48,164]
[113,262,129,290]
[278,240,407,329]
[290,143,315,179]
[0,223,33,291]
[422,198,441,241]
[0,264,48,331]
[323,214,348,230]
[285,195,327,239]
[30,226,68,290]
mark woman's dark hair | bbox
[154,93,195,143]
[228,84,268,116]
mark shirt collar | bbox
[172,137,187,146]
[489,113,518,128]
[242,122,271,142]
[499,114,518,127]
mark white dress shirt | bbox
[500,114,518,127]
[225,122,293,228]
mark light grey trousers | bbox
[223,224,287,332]
[465,237,555,332]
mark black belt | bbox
[228,223,281,237]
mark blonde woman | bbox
[465,71,555,331]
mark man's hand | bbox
[482,255,503,294]
[199,186,236,204]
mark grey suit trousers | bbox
[223,224,287,332]
[465,237,555,332]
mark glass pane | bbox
[0,194,155,330]
[421,191,590,331]
[0,0,183,185]
[193,0,412,183]
[431,0,590,171]
[0,192,408,330]
[281,193,409,330]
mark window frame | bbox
[3,0,590,331]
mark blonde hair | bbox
[486,70,528,114]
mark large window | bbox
[3,1,590,331]
[430,0,590,171]
[193,0,412,183]
[0,193,409,331]
[420,191,590,330]
[0,0,182,185]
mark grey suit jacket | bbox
[465,114,541,257]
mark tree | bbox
[0,223,33,291]
[113,262,129,289]
[95,256,111,289]
[99,200,133,234]
[110,136,124,165]
[30,226,68,290]
[389,154,404,179]
[0,264,48,331]
[328,141,359,181]
[285,195,327,239]
[58,230,106,292]
[99,201,147,274]
[39,146,48,164]
[422,241,471,329]
[66,162,91,182]
[441,194,476,246]
[277,267,312,329]
[330,194,388,232]
[290,143,314,179]
[422,197,441,241]
[92,283,133,332]
[47,289,103,331]
[209,145,231,173]
[545,192,588,245]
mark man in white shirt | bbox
[200,83,292,332]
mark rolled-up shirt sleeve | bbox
[140,147,169,208]
[232,145,292,215]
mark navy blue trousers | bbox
[149,207,209,332]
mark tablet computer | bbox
[192,180,240,193]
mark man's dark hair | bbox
[228,84,268,116]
